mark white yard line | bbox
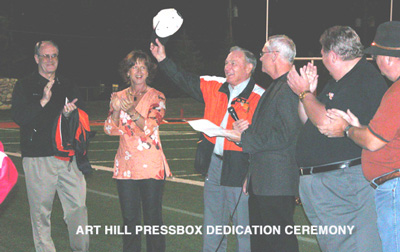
[5,151,21,157]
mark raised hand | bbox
[287,66,310,95]
[287,63,319,96]
[150,38,166,62]
[303,62,318,93]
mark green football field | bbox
[0,99,321,252]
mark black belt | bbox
[299,158,361,176]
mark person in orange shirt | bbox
[104,50,171,252]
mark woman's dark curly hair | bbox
[118,50,157,85]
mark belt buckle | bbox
[299,167,313,175]
[340,162,349,169]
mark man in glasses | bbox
[226,35,302,252]
[11,40,89,252]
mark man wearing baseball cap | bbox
[319,21,400,252]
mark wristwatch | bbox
[344,125,353,138]
[299,90,311,101]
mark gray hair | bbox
[266,35,296,64]
[320,26,364,60]
[229,46,257,74]
[34,40,59,56]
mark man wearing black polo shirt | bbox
[287,26,387,252]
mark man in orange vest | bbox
[151,39,264,252]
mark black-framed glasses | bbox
[38,54,58,60]
[259,51,279,57]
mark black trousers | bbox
[116,179,165,252]
[249,190,299,252]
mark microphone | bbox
[228,107,239,121]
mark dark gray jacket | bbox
[242,73,302,196]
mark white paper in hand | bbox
[188,119,234,138]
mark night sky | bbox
[0,0,395,96]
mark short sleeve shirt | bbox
[362,79,400,180]
[296,58,387,167]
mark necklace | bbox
[128,87,148,101]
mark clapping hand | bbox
[302,62,318,93]
[318,109,360,137]
[287,62,318,95]
[40,79,55,107]
[327,109,361,127]
[120,94,136,115]
[110,93,121,112]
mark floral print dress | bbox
[104,87,171,180]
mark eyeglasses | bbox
[38,54,58,60]
[259,51,279,57]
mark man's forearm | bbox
[301,93,330,127]
[158,57,204,102]
[348,126,387,151]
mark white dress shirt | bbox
[213,78,250,156]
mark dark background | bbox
[0,0,395,98]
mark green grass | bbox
[0,98,321,252]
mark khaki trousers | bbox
[23,156,89,252]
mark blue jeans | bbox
[374,176,400,252]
